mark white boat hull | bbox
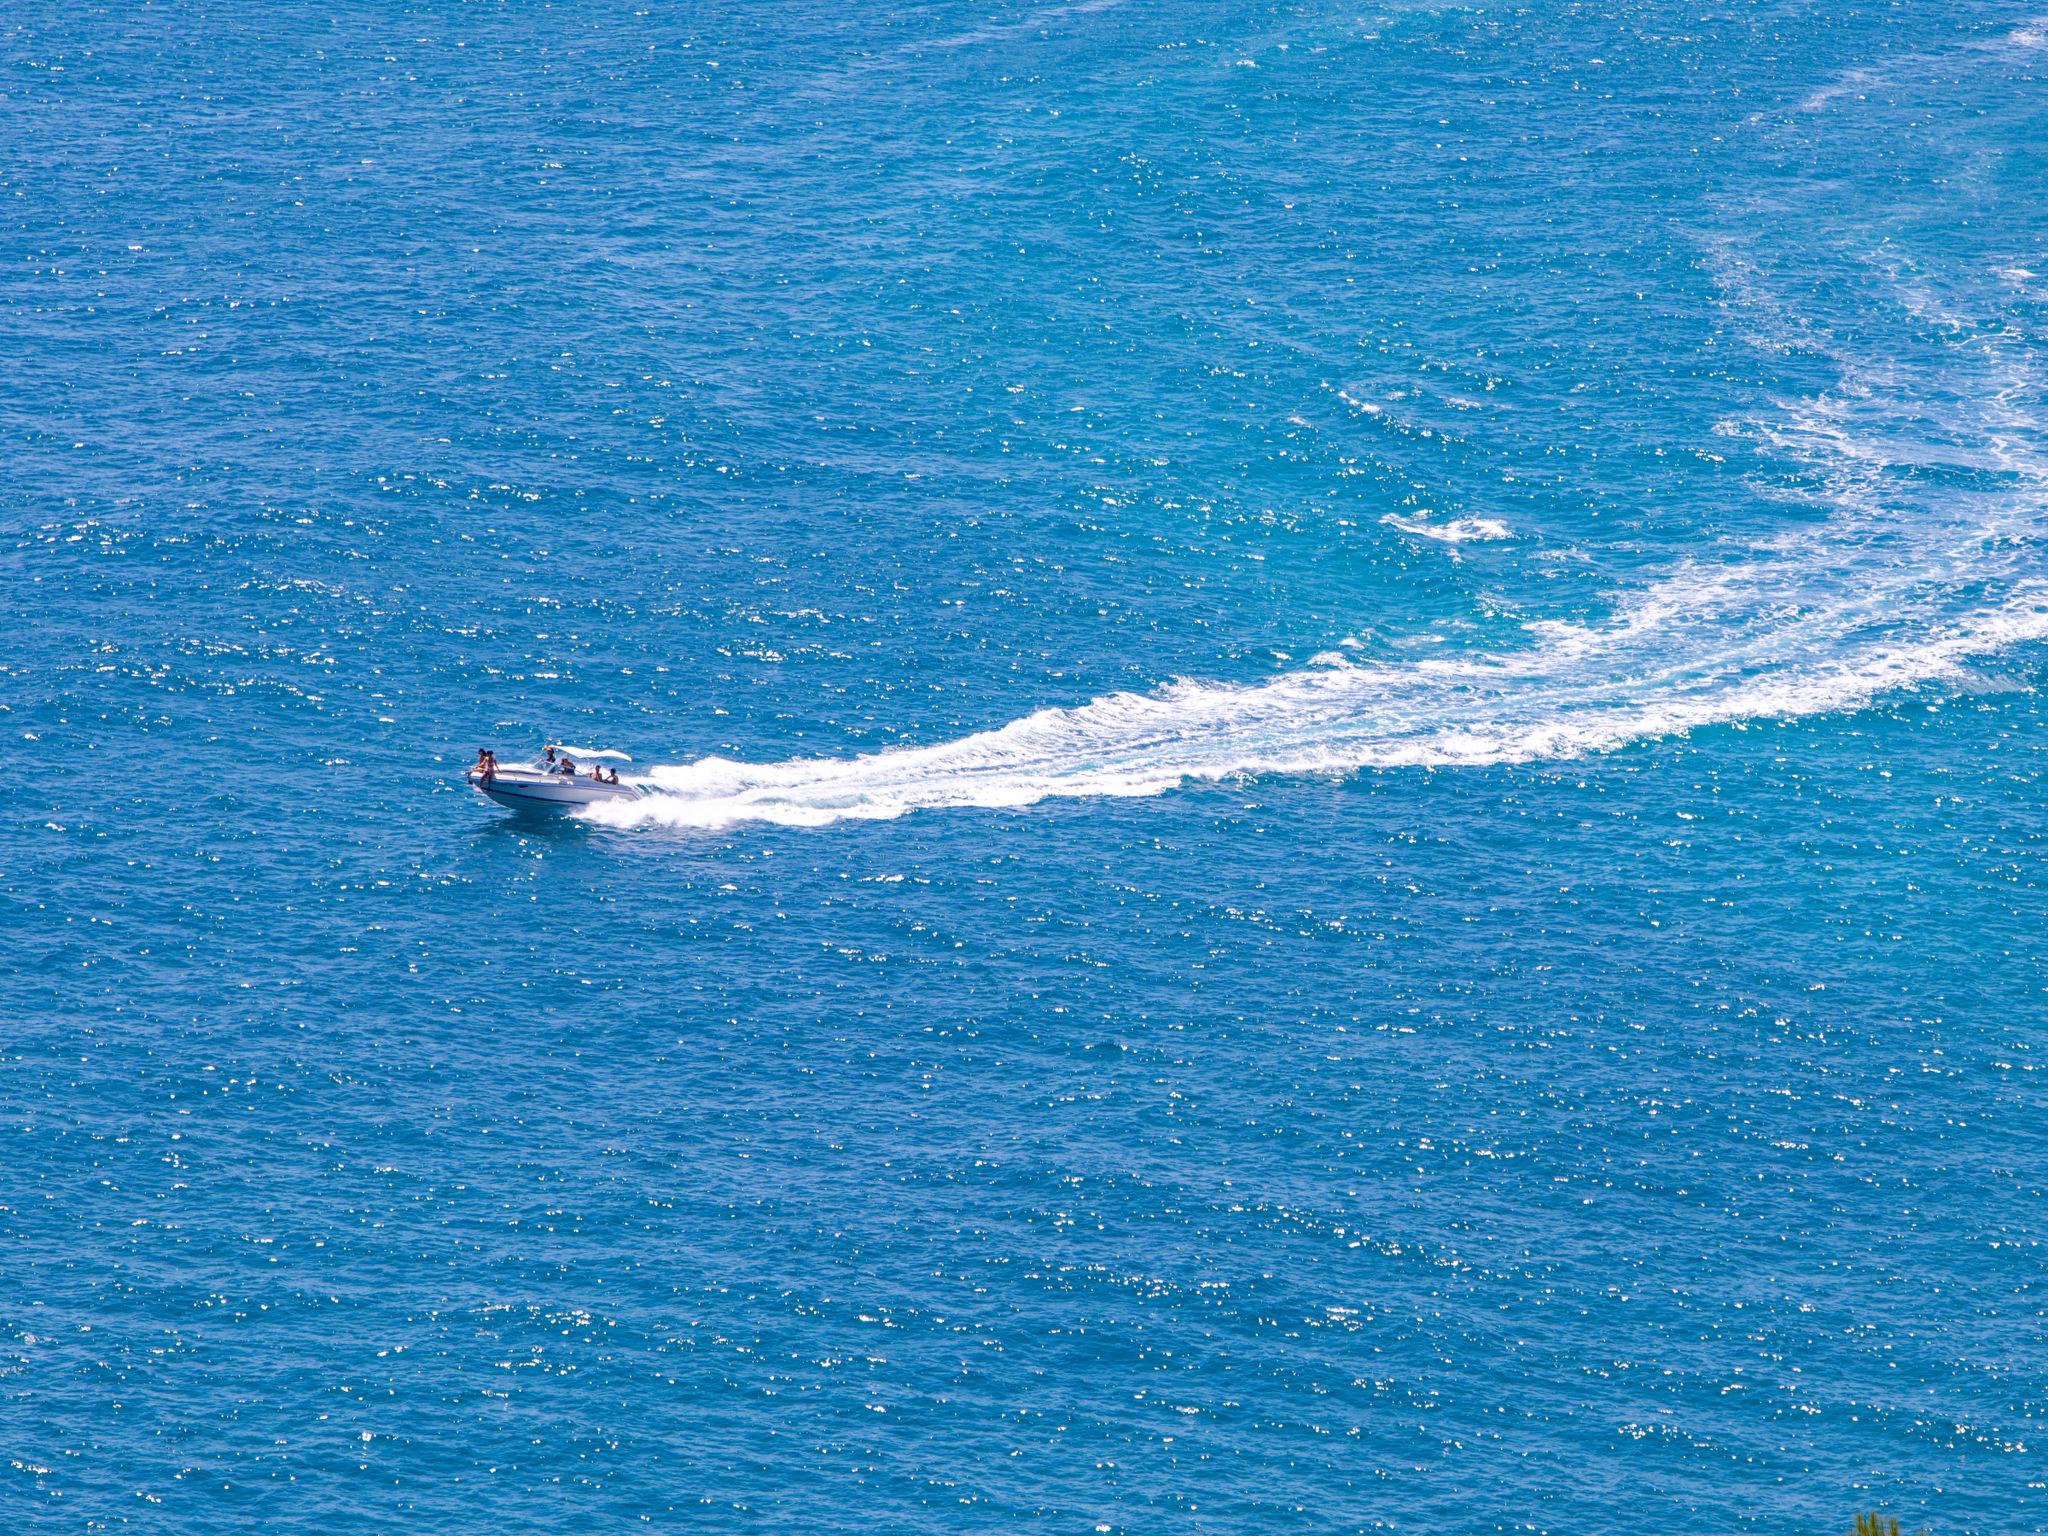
[466,768,645,815]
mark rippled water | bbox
[6,2,2047,1531]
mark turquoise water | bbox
[6,2,2048,1530]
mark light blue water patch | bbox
[4,2,2046,1532]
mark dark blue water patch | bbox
[7,1,2048,1532]
[9,692,2047,1531]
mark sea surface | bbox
[5,2,2047,1531]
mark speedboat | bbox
[465,746,646,815]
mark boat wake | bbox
[584,578,2046,831]
[585,75,2048,833]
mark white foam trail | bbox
[588,230,2048,832]
[584,571,2048,830]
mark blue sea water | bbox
[5,0,2048,1530]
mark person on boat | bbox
[542,744,558,770]
[557,754,577,776]
[605,767,620,785]
[589,761,604,781]
[474,748,498,782]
